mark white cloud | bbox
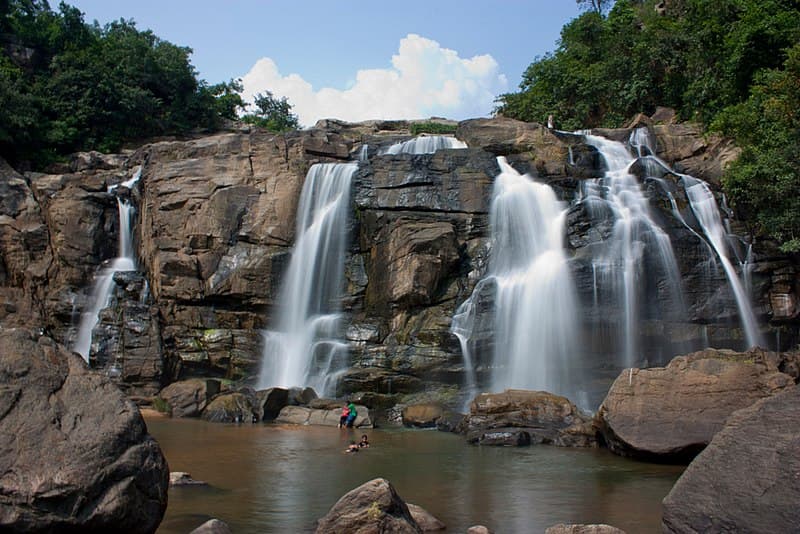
[240,34,508,127]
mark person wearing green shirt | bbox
[346,402,357,428]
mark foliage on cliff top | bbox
[498,0,800,251]
[0,1,259,167]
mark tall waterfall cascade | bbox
[451,157,580,403]
[626,127,763,349]
[258,163,357,395]
[580,133,686,368]
[382,135,467,155]
[73,166,142,362]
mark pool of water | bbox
[147,416,683,533]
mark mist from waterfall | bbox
[451,157,580,403]
[73,166,141,362]
[382,135,467,155]
[580,134,685,368]
[258,163,356,395]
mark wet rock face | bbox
[596,348,796,461]
[0,113,798,402]
[662,386,800,533]
[0,328,169,532]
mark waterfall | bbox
[382,135,467,155]
[682,176,763,348]
[581,134,685,368]
[451,157,580,403]
[258,163,356,395]
[73,166,141,362]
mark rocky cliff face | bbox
[0,115,796,406]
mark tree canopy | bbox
[498,0,800,252]
[0,1,298,168]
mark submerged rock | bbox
[662,386,800,533]
[596,348,795,461]
[458,389,597,447]
[546,525,626,534]
[169,471,208,486]
[190,518,233,534]
[0,328,168,532]
[315,478,422,534]
[407,503,446,532]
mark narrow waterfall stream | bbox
[381,135,467,155]
[73,166,142,362]
[258,163,357,395]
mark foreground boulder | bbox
[407,504,446,532]
[315,478,422,533]
[0,329,169,532]
[662,386,800,533]
[597,349,795,461]
[458,389,597,447]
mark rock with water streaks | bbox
[0,328,168,532]
[662,385,800,533]
[597,348,795,461]
[315,478,422,534]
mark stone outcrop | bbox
[407,504,446,532]
[546,525,626,534]
[0,111,798,411]
[275,402,372,428]
[158,378,220,418]
[190,518,233,534]
[402,403,445,428]
[315,478,422,534]
[458,389,597,447]
[596,348,795,461]
[0,328,168,532]
[662,386,800,533]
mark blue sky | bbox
[68,1,582,125]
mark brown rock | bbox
[459,389,597,447]
[315,478,422,534]
[596,348,795,461]
[190,518,233,534]
[466,527,494,534]
[402,403,444,428]
[545,524,626,534]
[407,503,446,532]
[201,391,256,423]
[158,379,213,417]
[0,328,168,532]
[662,386,800,533]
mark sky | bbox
[67,1,582,126]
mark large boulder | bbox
[275,404,372,428]
[0,329,169,532]
[402,403,444,428]
[596,349,795,461]
[662,386,800,533]
[458,389,597,447]
[158,378,218,418]
[315,478,422,534]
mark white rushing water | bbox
[382,135,467,155]
[580,134,685,367]
[451,157,579,401]
[73,167,142,362]
[682,176,763,348]
[258,162,356,395]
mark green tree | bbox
[242,91,300,132]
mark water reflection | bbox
[148,416,682,533]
